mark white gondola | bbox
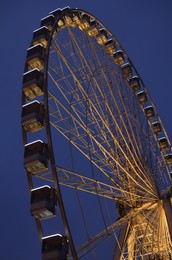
[104,39,116,55]
[40,15,55,31]
[121,63,132,79]
[32,26,50,48]
[151,121,161,135]
[158,137,168,150]
[26,44,45,70]
[78,14,90,31]
[24,140,48,174]
[22,68,44,99]
[96,28,108,45]
[31,185,57,220]
[113,50,125,65]
[164,153,172,166]
[144,106,155,119]
[21,100,44,132]
[136,91,147,105]
[128,76,140,92]
[42,234,69,260]
[87,20,99,37]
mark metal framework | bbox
[22,6,172,259]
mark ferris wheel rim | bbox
[22,6,172,259]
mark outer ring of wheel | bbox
[22,7,172,259]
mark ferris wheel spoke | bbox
[35,166,148,205]
[113,222,131,260]
[84,33,148,174]
[48,91,158,198]
[75,202,159,259]
[75,216,128,258]
[121,201,172,258]
[50,30,154,186]
[48,41,159,197]
[163,199,172,244]
[130,203,160,258]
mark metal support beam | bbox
[113,222,130,260]
[163,198,172,242]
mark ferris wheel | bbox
[21,6,172,259]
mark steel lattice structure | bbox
[22,6,172,259]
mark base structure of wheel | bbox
[22,6,172,259]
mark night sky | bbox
[0,1,172,259]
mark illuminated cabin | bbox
[60,6,70,15]
[121,63,132,79]
[40,15,55,31]
[24,140,48,174]
[104,39,116,55]
[50,8,62,18]
[87,20,99,37]
[65,13,77,27]
[22,68,44,99]
[96,28,108,45]
[136,91,147,105]
[32,26,50,48]
[72,13,82,27]
[128,76,140,92]
[57,18,65,30]
[151,121,161,135]
[42,234,69,260]
[50,7,70,30]
[31,185,57,220]
[26,44,45,70]
[164,153,172,166]
[158,137,168,150]
[21,100,44,133]
[144,106,155,119]
[78,14,90,31]
[113,50,125,66]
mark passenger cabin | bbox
[144,106,155,119]
[87,20,99,37]
[57,18,65,30]
[24,140,48,174]
[50,8,62,17]
[121,63,132,79]
[65,13,77,27]
[26,44,45,70]
[151,121,161,135]
[104,39,116,55]
[52,6,71,30]
[78,14,90,31]
[96,28,108,45]
[42,234,69,260]
[136,91,147,105]
[164,153,172,166]
[40,15,55,31]
[72,14,82,27]
[22,69,44,99]
[158,137,168,150]
[21,101,44,133]
[113,50,125,66]
[31,185,57,220]
[61,6,70,15]
[32,26,50,48]
[128,76,140,92]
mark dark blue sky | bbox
[0,1,172,259]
